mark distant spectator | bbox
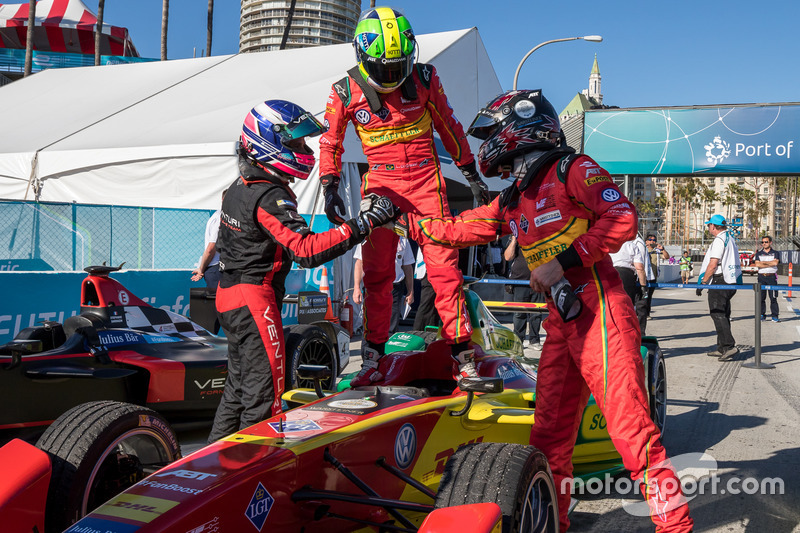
[679,251,692,284]
[754,235,780,322]
[697,215,741,361]
[504,235,545,350]
[191,189,226,295]
[643,234,670,317]
[610,235,649,334]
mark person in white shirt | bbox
[354,237,415,334]
[191,190,226,294]
[754,235,780,322]
[610,235,649,334]
[697,214,742,361]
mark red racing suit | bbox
[208,158,366,442]
[319,63,474,346]
[409,153,693,532]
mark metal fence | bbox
[0,200,214,271]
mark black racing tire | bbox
[647,346,667,435]
[435,442,559,533]
[285,324,336,390]
[36,401,181,533]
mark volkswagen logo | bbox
[394,423,417,469]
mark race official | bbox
[610,235,650,334]
[407,90,693,532]
[754,235,780,322]
[697,214,742,362]
[319,7,491,385]
[208,100,396,443]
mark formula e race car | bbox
[0,285,667,533]
[0,264,351,445]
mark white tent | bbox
[0,27,502,216]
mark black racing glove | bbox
[321,174,346,225]
[460,161,491,206]
[696,288,703,297]
[355,194,400,235]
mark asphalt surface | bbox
[181,276,800,532]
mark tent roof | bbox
[0,0,137,56]
[0,28,502,209]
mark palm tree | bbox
[206,0,213,57]
[161,0,169,61]
[94,0,105,66]
[23,0,35,76]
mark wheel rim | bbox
[652,358,667,433]
[82,428,176,515]
[296,338,334,389]
[519,470,558,533]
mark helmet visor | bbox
[280,112,326,141]
[467,108,502,140]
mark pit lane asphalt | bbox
[181,277,800,531]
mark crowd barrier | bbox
[473,277,785,370]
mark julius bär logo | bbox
[704,136,731,167]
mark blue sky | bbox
[88,0,800,114]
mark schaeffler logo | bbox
[704,136,731,166]
[563,452,784,516]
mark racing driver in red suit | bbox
[318,7,492,385]
[208,100,397,443]
[405,90,694,532]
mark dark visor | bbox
[467,108,502,139]
[280,112,326,142]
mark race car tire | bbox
[286,324,336,390]
[36,400,181,533]
[648,346,667,435]
[435,442,559,533]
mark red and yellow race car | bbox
[1,286,666,533]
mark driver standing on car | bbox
[208,100,397,443]
[318,6,491,386]
[404,90,693,532]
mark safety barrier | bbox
[471,277,783,370]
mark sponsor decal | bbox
[155,469,217,481]
[526,243,569,266]
[99,331,145,346]
[245,482,274,531]
[375,106,391,121]
[138,479,204,495]
[95,494,178,523]
[386,164,395,171]
[355,109,371,124]
[322,119,330,130]
[519,214,529,233]
[144,333,181,344]
[600,188,621,202]
[66,517,141,533]
[514,99,536,119]
[420,64,432,83]
[334,84,347,100]
[394,423,417,469]
[155,323,178,334]
[262,305,284,413]
[574,283,589,294]
[704,136,731,166]
[139,415,179,451]
[328,399,378,410]
[433,437,485,475]
[186,516,220,533]
[195,378,225,397]
[325,106,336,115]
[509,219,518,238]
[401,105,421,113]
[534,210,562,227]
[276,199,297,209]
[267,419,322,433]
[497,363,524,381]
[584,174,612,186]
[118,290,130,305]
[367,125,422,144]
[535,195,556,211]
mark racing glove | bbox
[460,161,491,206]
[640,286,648,299]
[355,194,400,236]
[321,174,347,225]
[696,288,703,296]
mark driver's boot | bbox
[351,344,385,387]
[452,348,478,382]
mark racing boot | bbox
[351,345,385,387]
[452,348,478,382]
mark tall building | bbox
[240,0,362,53]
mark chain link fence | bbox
[0,200,214,271]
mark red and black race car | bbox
[0,264,351,445]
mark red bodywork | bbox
[0,439,51,533]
